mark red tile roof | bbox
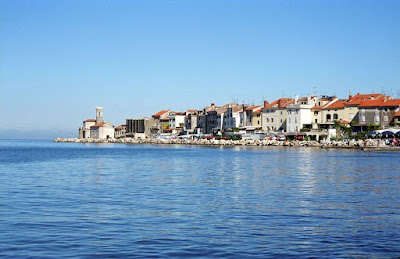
[323,100,348,110]
[153,110,170,117]
[312,105,324,110]
[115,124,125,130]
[337,119,350,125]
[84,119,96,122]
[232,105,244,113]
[90,122,106,128]
[395,110,400,117]
[345,93,382,106]
[265,98,294,108]
[359,98,400,108]
[174,112,186,116]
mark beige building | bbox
[238,105,263,130]
[262,98,294,132]
[252,110,262,127]
[311,97,338,125]
[321,100,348,123]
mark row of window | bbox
[265,110,284,115]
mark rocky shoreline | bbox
[54,138,397,150]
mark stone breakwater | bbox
[54,138,392,149]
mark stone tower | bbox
[96,106,103,124]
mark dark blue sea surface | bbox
[0,139,399,257]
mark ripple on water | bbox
[0,141,400,257]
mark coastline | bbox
[54,138,400,151]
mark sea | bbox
[0,139,399,257]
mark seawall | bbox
[54,137,394,150]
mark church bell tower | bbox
[96,106,103,124]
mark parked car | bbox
[277,136,286,141]
[296,135,304,140]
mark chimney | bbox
[211,103,215,107]
[295,95,299,103]
[264,100,269,108]
[349,94,353,100]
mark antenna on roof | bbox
[313,85,317,96]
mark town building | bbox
[223,104,244,130]
[262,98,294,132]
[169,112,186,134]
[184,110,198,134]
[311,96,338,127]
[90,122,115,139]
[114,124,126,138]
[149,110,171,135]
[78,119,96,139]
[78,107,114,139]
[286,95,319,133]
[344,93,383,123]
[394,110,400,126]
[356,97,400,128]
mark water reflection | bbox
[0,141,400,257]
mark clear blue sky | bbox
[1,0,399,138]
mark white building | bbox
[169,112,186,132]
[223,105,244,130]
[286,95,319,133]
[78,106,115,139]
[79,119,96,139]
[90,122,115,139]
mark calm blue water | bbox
[1,140,399,257]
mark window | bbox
[375,115,379,123]
[258,121,260,125]
[326,114,331,122]
[384,116,388,122]
[315,119,318,123]
[361,116,365,123]
[333,114,338,120]
[295,118,297,123]
[314,111,318,115]
[267,118,269,122]
[281,119,283,123]
[280,111,283,115]
[271,118,274,123]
